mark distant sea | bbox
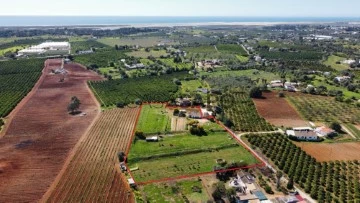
[0,16,359,27]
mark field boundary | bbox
[0,60,47,138]
[40,73,104,202]
[124,102,266,186]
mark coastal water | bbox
[0,16,359,27]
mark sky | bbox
[1,0,359,17]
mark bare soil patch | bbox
[253,91,308,127]
[294,142,360,161]
[0,59,102,202]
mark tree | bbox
[117,151,126,162]
[287,178,294,189]
[330,122,342,132]
[249,87,262,98]
[135,131,146,140]
[115,45,119,50]
[67,96,81,114]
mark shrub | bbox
[135,131,146,140]
[249,87,262,98]
[330,122,342,132]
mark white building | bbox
[18,42,71,56]
[286,127,318,141]
[315,126,336,137]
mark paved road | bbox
[233,129,316,203]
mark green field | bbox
[140,58,155,65]
[217,44,248,56]
[323,55,349,71]
[140,179,209,202]
[181,79,207,94]
[136,104,171,134]
[183,46,217,53]
[98,67,121,79]
[312,75,360,99]
[158,58,193,70]
[128,131,236,161]
[200,69,280,83]
[98,37,179,47]
[126,49,168,58]
[0,46,24,56]
[236,55,249,62]
[129,146,257,182]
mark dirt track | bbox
[253,91,309,127]
[0,59,102,202]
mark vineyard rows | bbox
[46,108,139,202]
[0,58,44,117]
[247,133,360,202]
[287,94,360,124]
[219,93,274,132]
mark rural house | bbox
[286,127,318,141]
[314,126,336,137]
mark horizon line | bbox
[0,15,359,18]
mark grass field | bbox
[129,146,258,182]
[140,58,155,65]
[183,46,217,53]
[312,75,360,99]
[140,179,209,202]
[217,44,248,56]
[0,45,24,56]
[323,55,349,71]
[287,93,360,124]
[136,104,171,134]
[181,79,207,94]
[200,69,280,83]
[128,131,236,161]
[236,55,249,62]
[98,37,179,47]
[158,58,193,70]
[98,67,121,79]
[126,49,168,58]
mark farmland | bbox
[0,58,45,117]
[136,104,171,134]
[74,49,127,67]
[217,44,248,56]
[219,92,274,132]
[253,91,308,127]
[158,58,193,70]
[200,69,280,83]
[0,60,103,202]
[323,55,349,71]
[259,50,323,61]
[89,72,187,106]
[139,179,210,202]
[126,49,168,58]
[45,108,138,202]
[70,40,108,53]
[247,133,360,202]
[287,93,360,124]
[183,45,217,53]
[98,37,179,47]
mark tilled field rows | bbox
[46,108,139,203]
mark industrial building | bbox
[18,42,71,56]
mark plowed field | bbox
[0,59,102,202]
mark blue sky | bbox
[1,0,359,17]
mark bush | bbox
[189,125,207,136]
[265,185,274,194]
[330,122,342,132]
[249,87,262,98]
[135,131,146,140]
[173,109,180,116]
[116,102,125,108]
[278,91,285,98]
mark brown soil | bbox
[45,108,138,202]
[0,59,103,202]
[171,117,187,132]
[253,92,308,127]
[294,142,360,161]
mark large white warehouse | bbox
[18,42,71,56]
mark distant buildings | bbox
[18,42,71,56]
[286,127,318,141]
